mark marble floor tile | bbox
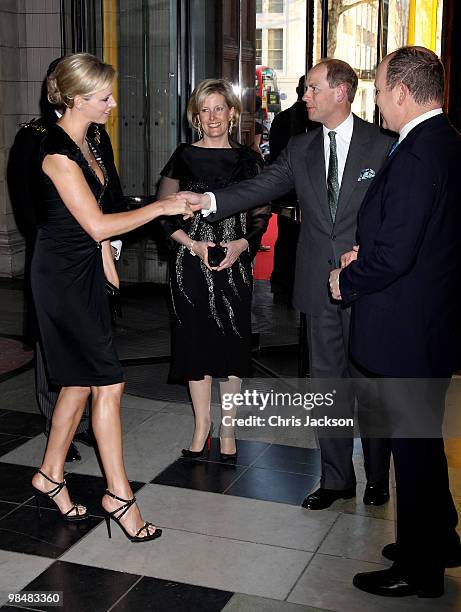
[152,458,247,493]
[0,504,101,558]
[253,444,321,475]
[318,513,395,564]
[223,594,326,612]
[225,466,319,506]
[0,370,37,414]
[20,560,140,612]
[121,393,169,413]
[0,410,44,437]
[111,574,232,612]
[0,550,54,607]
[288,554,461,611]
[0,462,37,503]
[0,434,53,469]
[203,438,270,467]
[340,481,396,521]
[0,433,31,458]
[0,501,20,520]
[62,526,313,600]
[133,484,338,551]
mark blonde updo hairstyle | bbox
[187,79,242,135]
[47,53,116,110]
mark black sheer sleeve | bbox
[157,145,186,239]
[245,204,271,259]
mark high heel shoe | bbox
[103,490,162,543]
[32,469,88,521]
[181,423,214,458]
[219,425,237,461]
[219,438,238,461]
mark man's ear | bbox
[397,83,408,106]
[336,83,348,103]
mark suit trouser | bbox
[306,304,391,489]
[270,215,299,299]
[35,343,90,435]
[378,378,459,587]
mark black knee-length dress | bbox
[160,143,269,382]
[31,124,124,387]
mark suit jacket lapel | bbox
[335,116,372,223]
[305,129,331,225]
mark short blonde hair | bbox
[187,79,242,132]
[47,53,115,109]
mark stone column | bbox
[0,0,61,277]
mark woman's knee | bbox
[91,382,125,401]
[61,386,91,402]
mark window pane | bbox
[268,28,283,70]
[327,0,379,122]
[385,0,410,52]
[385,0,443,56]
[256,0,306,126]
[268,0,284,12]
[256,0,262,13]
[256,28,262,64]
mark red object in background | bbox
[253,213,277,280]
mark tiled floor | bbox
[1,279,461,611]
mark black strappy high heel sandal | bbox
[103,490,162,543]
[32,469,89,521]
[181,423,214,458]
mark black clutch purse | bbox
[105,280,122,324]
[207,245,226,267]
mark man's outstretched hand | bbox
[177,191,211,212]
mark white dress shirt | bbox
[203,112,355,216]
[322,112,354,186]
[398,108,443,144]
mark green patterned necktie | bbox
[327,130,339,223]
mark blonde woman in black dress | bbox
[158,79,270,460]
[30,53,191,541]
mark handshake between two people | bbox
[159,191,247,272]
[160,191,211,219]
[329,245,359,301]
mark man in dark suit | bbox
[7,58,124,462]
[182,59,393,509]
[330,46,461,597]
[269,75,317,305]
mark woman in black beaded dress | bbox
[158,79,270,460]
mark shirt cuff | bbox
[201,192,217,216]
[110,240,122,261]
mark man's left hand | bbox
[329,268,342,300]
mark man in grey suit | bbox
[182,59,393,509]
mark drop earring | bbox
[197,122,203,139]
[228,121,233,136]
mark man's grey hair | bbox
[386,46,445,105]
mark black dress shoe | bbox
[301,486,356,510]
[65,442,81,463]
[74,430,95,447]
[353,568,444,598]
[363,480,390,506]
[382,542,461,568]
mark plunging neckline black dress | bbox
[30,124,124,387]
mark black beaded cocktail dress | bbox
[31,124,124,387]
[160,142,269,382]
